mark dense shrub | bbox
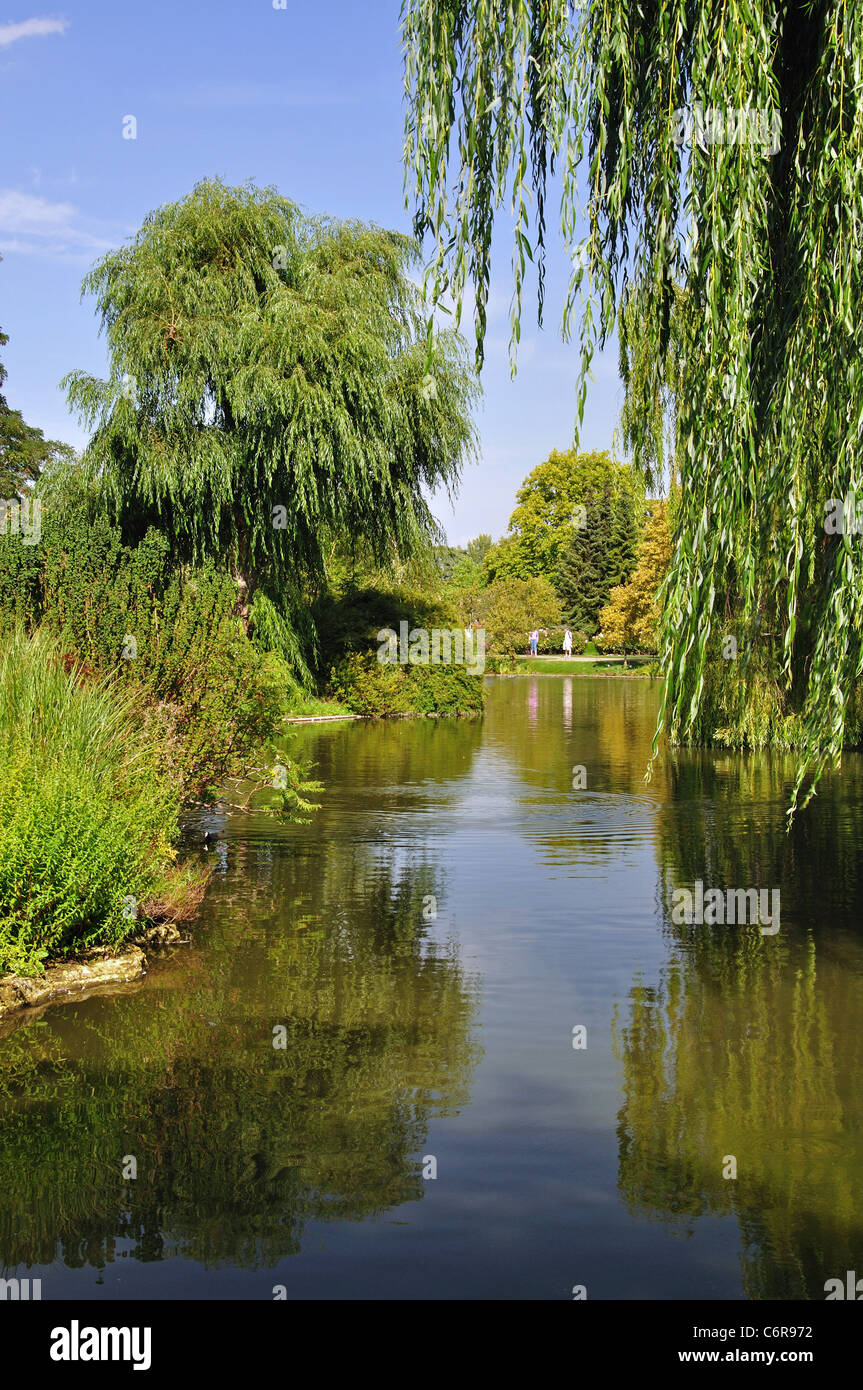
[329,652,413,716]
[318,581,484,717]
[406,662,484,715]
[0,468,321,977]
[328,650,483,717]
[0,490,284,799]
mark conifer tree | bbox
[556,480,640,633]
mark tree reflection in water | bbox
[615,750,863,1299]
[0,720,483,1274]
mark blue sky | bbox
[0,1,623,545]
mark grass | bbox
[281,688,354,718]
[0,630,193,977]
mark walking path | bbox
[517,653,653,663]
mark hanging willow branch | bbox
[401,0,863,817]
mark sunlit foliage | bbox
[401,0,863,813]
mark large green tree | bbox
[401,1,863,812]
[485,447,643,582]
[64,179,479,627]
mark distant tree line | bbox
[438,447,672,655]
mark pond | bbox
[2,675,862,1300]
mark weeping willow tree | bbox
[401,1,863,815]
[64,178,479,644]
[618,282,688,488]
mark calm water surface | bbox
[2,676,863,1299]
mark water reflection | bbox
[2,679,862,1299]
[0,723,483,1275]
[616,749,863,1299]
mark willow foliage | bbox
[64,179,479,603]
[401,1,863,815]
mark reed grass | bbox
[0,630,183,976]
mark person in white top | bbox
[563,627,573,657]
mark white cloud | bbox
[0,189,76,233]
[0,190,121,261]
[0,17,68,49]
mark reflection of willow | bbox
[615,749,863,1299]
[0,849,481,1273]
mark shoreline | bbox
[0,944,148,1023]
[282,713,363,723]
[494,669,659,679]
[0,915,197,1025]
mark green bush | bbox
[0,471,320,976]
[407,662,484,715]
[329,651,413,716]
[328,650,483,717]
[317,580,484,717]
[118,567,285,799]
[0,631,183,976]
[0,495,284,800]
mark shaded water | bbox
[2,675,863,1300]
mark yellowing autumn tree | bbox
[598,501,672,654]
